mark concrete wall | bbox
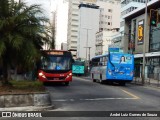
[0,93,51,108]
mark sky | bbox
[24,0,56,19]
[24,0,68,50]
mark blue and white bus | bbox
[90,53,134,85]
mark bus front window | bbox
[41,56,71,70]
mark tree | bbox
[0,0,50,84]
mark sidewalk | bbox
[131,77,160,88]
[75,76,160,88]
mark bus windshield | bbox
[41,55,71,70]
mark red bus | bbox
[38,50,73,85]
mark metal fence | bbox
[134,65,160,87]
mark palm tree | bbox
[0,0,51,84]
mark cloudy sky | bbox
[24,0,56,19]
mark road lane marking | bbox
[52,97,138,102]
[121,89,140,99]
[80,97,137,101]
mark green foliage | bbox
[10,80,45,91]
[0,0,53,83]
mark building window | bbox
[108,22,111,25]
[120,21,124,27]
[150,25,160,52]
[108,9,112,12]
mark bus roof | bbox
[92,53,134,59]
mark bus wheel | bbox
[100,75,104,84]
[64,82,69,86]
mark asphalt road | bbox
[48,76,160,112]
[1,76,160,120]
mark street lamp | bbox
[142,0,148,85]
[84,47,91,61]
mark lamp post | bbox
[84,47,91,61]
[142,0,148,85]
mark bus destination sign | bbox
[47,51,64,55]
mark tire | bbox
[100,74,104,84]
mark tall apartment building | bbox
[95,0,121,55]
[77,3,100,60]
[67,0,80,58]
[97,0,121,31]
[67,0,121,58]
[95,29,119,55]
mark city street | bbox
[48,76,160,112]
[1,76,160,120]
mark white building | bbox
[61,42,68,50]
[97,0,121,31]
[95,29,120,55]
[67,0,80,58]
[67,0,121,58]
[77,3,100,60]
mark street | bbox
[48,76,160,112]
[1,76,160,120]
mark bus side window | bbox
[101,56,106,66]
[99,62,103,66]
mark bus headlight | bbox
[39,72,46,78]
[66,73,72,78]
[39,72,43,76]
[108,69,112,75]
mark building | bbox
[95,29,119,55]
[67,0,121,58]
[77,3,100,60]
[97,0,121,32]
[123,0,160,79]
[61,43,68,50]
[112,0,150,51]
[67,0,80,58]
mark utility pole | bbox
[84,47,91,61]
[142,0,148,85]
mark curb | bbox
[0,105,54,111]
